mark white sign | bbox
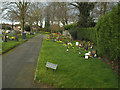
[76,42,79,46]
[46,62,57,70]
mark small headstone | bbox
[76,42,79,46]
[85,55,88,59]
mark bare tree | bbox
[2,1,30,32]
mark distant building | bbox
[13,24,21,30]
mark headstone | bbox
[30,32,34,35]
[85,55,88,59]
[76,42,79,46]
[22,32,26,39]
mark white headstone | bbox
[85,55,88,59]
[85,53,90,56]
[76,42,79,46]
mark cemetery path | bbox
[2,34,50,88]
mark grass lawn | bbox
[35,39,118,88]
[2,33,38,54]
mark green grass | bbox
[35,40,118,88]
[2,33,39,54]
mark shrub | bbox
[96,4,120,60]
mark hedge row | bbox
[96,4,120,60]
[66,4,120,60]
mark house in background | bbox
[13,24,21,30]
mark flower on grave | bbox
[70,43,72,46]
[68,46,70,49]
[72,46,74,49]
[64,44,66,46]
[46,38,49,41]
[11,37,15,39]
[59,41,62,43]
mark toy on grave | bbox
[91,49,97,57]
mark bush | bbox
[96,4,120,60]
[25,25,30,32]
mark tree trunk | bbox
[103,3,107,15]
[21,18,24,32]
[12,20,14,30]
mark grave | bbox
[76,42,79,46]
[91,49,97,57]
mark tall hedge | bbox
[77,27,96,44]
[96,4,120,60]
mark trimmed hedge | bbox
[77,27,97,44]
[96,4,120,60]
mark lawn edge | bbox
[1,34,40,55]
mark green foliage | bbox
[77,27,97,44]
[64,23,77,30]
[2,25,11,30]
[24,25,30,32]
[35,40,118,88]
[71,2,95,27]
[96,4,120,60]
[66,4,120,61]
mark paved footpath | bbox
[2,34,49,88]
